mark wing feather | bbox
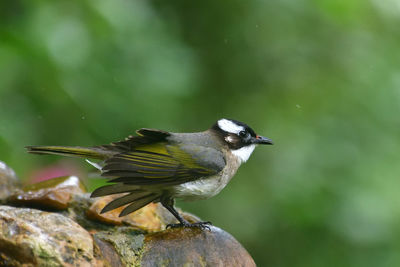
[96,128,170,152]
[101,143,225,186]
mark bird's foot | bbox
[166,221,212,231]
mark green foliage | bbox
[1,0,400,266]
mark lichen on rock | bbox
[0,206,96,266]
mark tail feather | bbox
[27,145,160,216]
[91,183,140,197]
[100,192,147,213]
[100,191,159,216]
[119,193,159,217]
[26,146,109,160]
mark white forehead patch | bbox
[232,144,256,163]
[218,119,244,134]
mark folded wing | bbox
[101,142,226,186]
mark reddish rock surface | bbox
[88,195,203,232]
[87,195,163,231]
[9,175,86,210]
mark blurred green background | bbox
[1,0,400,266]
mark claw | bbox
[166,221,212,231]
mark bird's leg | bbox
[160,197,211,230]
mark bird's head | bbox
[212,118,273,163]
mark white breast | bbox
[173,176,224,201]
[173,151,242,201]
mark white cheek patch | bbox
[218,119,244,134]
[225,136,235,143]
[232,144,256,163]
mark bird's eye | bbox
[239,131,247,138]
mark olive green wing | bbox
[101,143,225,186]
[96,128,171,152]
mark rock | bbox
[90,225,256,267]
[9,176,87,210]
[93,234,124,266]
[0,161,20,203]
[87,195,202,232]
[87,195,163,231]
[0,206,98,266]
[3,176,256,266]
[140,226,256,267]
[93,227,145,266]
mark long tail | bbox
[26,146,110,160]
[92,184,160,216]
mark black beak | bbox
[253,135,273,145]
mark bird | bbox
[26,118,273,229]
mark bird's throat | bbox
[231,144,256,163]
